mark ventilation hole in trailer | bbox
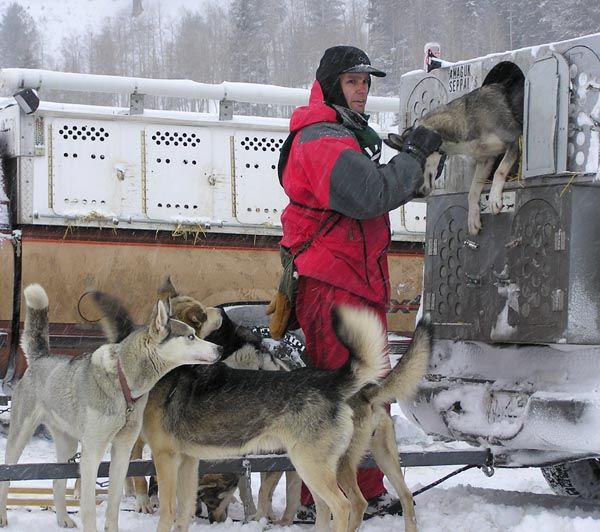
[156,130,161,135]
[265,208,270,213]
[165,131,170,136]
[82,199,87,204]
[63,135,68,139]
[184,205,189,209]
[191,133,197,138]
[73,153,78,158]
[101,200,106,205]
[165,159,170,164]
[63,153,68,157]
[167,203,171,208]
[271,147,276,152]
[160,135,165,140]
[91,199,97,204]
[271,165,276,170]
[99,137,105,142]
[86,131,91,136]
[158,203,162,207]
[91,154,96,159]
[191,142,197,147]
[273,208,278,213]
[255,208,260,212]
[182,133,188,137]
[73,126,78,131]
[184,160,189,165]
[193,205,198,209]
[165,141,170,145]
[245,163,250,168]
[245,146,250,150]
[91,127,96,132]
[157,158,161,163]
[157,141,161,145]
[64,198,68,202]
[169,136,174,141]
[254,164,259,169]
[192,160,197,165]
[183,142,188,146]
[254,147,258,151]
[247,207,251,212]
[100,155,105,160]
[91,137,96,141]
[175,204,180,208]
[174,141,179,146]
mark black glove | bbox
[400,126,443,169]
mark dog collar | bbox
[117,359,141,412]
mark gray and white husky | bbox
[0,283,221,532]
[388,76,524,235]
[141,304,388,532]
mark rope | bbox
[411,464,477,497]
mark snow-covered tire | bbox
[541,459,600,497]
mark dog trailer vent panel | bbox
[564,45,600,176]
[145,127,214,221]
[50,119,125,218]
[424,183,600,344]
[404,77,447,130]
[523,53,570,178]
[232,131,288,225]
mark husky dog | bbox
[0,283,221,532]
[140,304,386,532]
[388,75,524,235]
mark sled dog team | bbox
[0,280,431,532]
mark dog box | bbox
[399,32,600,190]
[423,182,600,344]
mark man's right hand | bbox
[400,126,442,169]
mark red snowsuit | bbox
[279,80,424,502]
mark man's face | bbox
[339,72,370,113]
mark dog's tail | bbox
[89,291,137,343]
[365,316,432,404]
[332,305,389,399]
[21,283,51,361]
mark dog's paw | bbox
[490,193,504,215]
[56,514,77,528]
[467,212,482,235]
[136,494,156,514]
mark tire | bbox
[541,459,600,497]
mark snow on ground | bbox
[1,406,600,531]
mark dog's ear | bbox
[158,276,178,300]
[151,299,170,339]
[384,132,408,151]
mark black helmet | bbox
[316,46,386,107]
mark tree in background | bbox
[1,0,598,113]
[0,2,40,68]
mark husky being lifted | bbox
[0,284,222,532]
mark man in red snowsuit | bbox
[276,45,442,519]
